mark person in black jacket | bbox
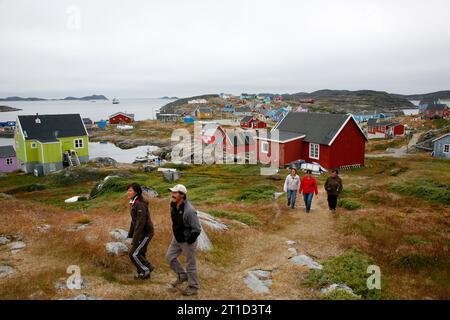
[127,183,154,280]
[165,184,202,296]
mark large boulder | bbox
[8,241,26,252]
[105,242,128,256]
[197,211,228,231]
[90,157,118,167]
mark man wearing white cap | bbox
[166,184,202,296]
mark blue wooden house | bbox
[222,104,234,113]
[432,133,450,159]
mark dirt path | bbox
[367,133,421,158]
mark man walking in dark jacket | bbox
[324,169,343,212]
[127,183,154,280]
[166,184,202,296]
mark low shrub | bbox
[393,253,440,269]
[90,177,129,198]
[6,183,46,194]
[237,184,276,202]
[337,198,363,210]
[389,179,450,205]
[303,250,382,300]
[75,214,91,224]
[209,209,259,226]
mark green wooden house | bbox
[15,113,89,175]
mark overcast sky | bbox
[0,0,449,98]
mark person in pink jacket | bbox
[299,170,319,213]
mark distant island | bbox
[0,105,22,112]
[161,96,179,100]
[0,94,108,102]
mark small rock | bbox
[55,277,88,290]
[106,242,128,256]
[85,235,98,242]
[286,240,296,246]
[244,269,274,293]
[0,193,14,200]
[67,224,89,232]
[273,192,284,200]
[37,224,51,233]
[0,236,10,245]
[109,229,129,241]
[7,241,26,251]
[60,294,102,300]
[0,265,15,278]
[320,283,355,295]
[289,254,323,270]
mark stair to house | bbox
[65,150,81,167]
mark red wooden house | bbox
[109,112,135,124]
[225,129,256,158]
[240,116,267,129]
[256,112,367,169]
[367,119,405,139]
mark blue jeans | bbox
[287,190,297,208]
[303,193,314,211]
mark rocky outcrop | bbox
[90,157,118,167]
[0,266,15,278]
[244,269,277,293]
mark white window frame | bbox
[261,141,269,154]
[74,138,84,149]
[444,144,450,153]
[6,158,13,165]
[31,142,37,149]
[309,143,320,160]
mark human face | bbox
[290,169,296,176]
[171,191,184,203]
[331,171,337,177]
[127,187,137,199]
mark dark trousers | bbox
[327,194,338,210]
[129,235,154,274]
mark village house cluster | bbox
[1,94,449,175]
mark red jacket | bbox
[299,176,318,195]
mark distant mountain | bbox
[391,90,450,101]
[62,94,108,101]
[0,96,46,101]
[0,94,108,101]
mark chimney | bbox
[35,113,41,124]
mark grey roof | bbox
[367,118,377,126]
[274,112,364,145]
[432,133,450,143]
[0,145,16,158]
[240,115,253,123]
[425,104,448,111]
[259,131,304,142]
[18,114,87,142]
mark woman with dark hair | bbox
[299,169,318,213]
[127,182,154,280]
[324,169,343,212]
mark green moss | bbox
[337,198,363,210]
[393,253,441,269]
[237,184,276,202]
[303,250,382,300]
[389,179,450,205]
[5,183,47,194]
[403,235,430,246]
[209,209,259,226]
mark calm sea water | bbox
[0,138,156,164]
[0,98,175,122]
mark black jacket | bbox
[170,200,202,244]
[128,196,154,246]
[324,176,343,196]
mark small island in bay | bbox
[0,105,22,112]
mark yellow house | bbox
[195,106,213,119]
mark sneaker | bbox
[170,276,188,288]
[134,271,151,280]
[182,286,198,296]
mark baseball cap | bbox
[168,184,188,194]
